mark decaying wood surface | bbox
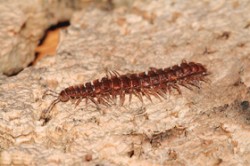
[0,0,250,165]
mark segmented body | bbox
[41,61,208,123]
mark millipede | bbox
[40,61,209,124]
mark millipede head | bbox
[40,89,71,125]
[59,90,70,102]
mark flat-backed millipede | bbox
[40,61,209,123]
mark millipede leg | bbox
[133,91,143,103]
[166,84,172,94]
[152,91,163,101]
[149,67,157,72]
[119,91,126,106]
[85,98,89,105]
[159,84,168,94]
[106,70,121,78]
[199,77,211,83]
[171,84,181,94]
[179,80,193,90]
[129,91,133,103]
[108,71,114,78]
[111,91,117,103]
[187,79,201,89]
[112,70,121,77]
[97,95,110,106]
[156,89,167,99]
[97,96,101,104]
[104,93,112,101]
[100,97,111,106]
[71,98,76,104]
[96,96,105,106]
[142,89,152,102]
[75,98,82,108]
[147,89,162,101]
[90,97,99,107]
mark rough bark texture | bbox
[0,0,87,75]
[1,0,250,165]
